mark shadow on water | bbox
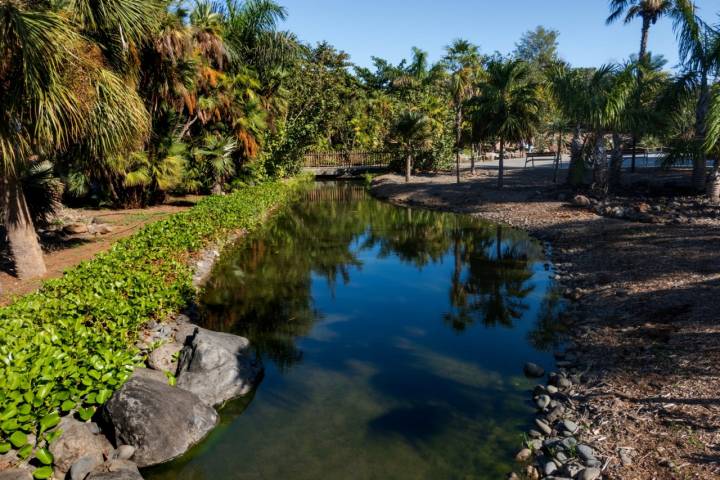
[144,181,564,480]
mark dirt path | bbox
[372,169,720,480]
[0,197,203,304]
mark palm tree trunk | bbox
[498,138,505,188]
[553,131,562,184]
[470,143,477,175]
[2,172,46,279]
[610,132,623,189]
[639,16,651,63]
[455,107,462,184]
[405,153,412,183]
[707,160,720,204]
[593,132,608,194]
[567,125,583,187]
[693,72,710,191]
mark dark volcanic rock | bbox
[176,327,263,406]
[101,371,217,467]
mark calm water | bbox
[145,182,562,480]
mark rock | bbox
[0,451,19,470]
[524,465,540,480]
[148,342,182,374]
[578,467,602,480]
[64,223,89,235]
[546,406,564,423]
[115,445,136,461]
[174,323,199,344]
[535,395,551,409]
[176,327,263,406]
[572,195,591,207]
[547,385,559,395]
[577,444,596,462]
[559,419,579,434]
[131,367,169,384]
[515,448,532,462]
[70,454,103,480]
[0,470,32,480]
[523,362,545,378]
[535,418,552,435]
[560,437,578,450]
[50,417,112,475]
[544,461,558,475]
[508,473,520,480]
[527,439,543,451]
[101,372,218,467]
[86,459,143,480]
[528,429,543,439]
[619,449,633,466]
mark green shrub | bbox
[0,178,305,468]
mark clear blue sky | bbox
[278,0,718,70]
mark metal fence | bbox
[303,151,394,168]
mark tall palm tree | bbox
[443,39,482,183]
[389,111,434,182]
[607,1,685,62]
[607,0,688,171]
[705,81,720,201]
[674,5,720,191]
[471,60,542,188]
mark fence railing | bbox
[303,151,394,168]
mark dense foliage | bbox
[0,178,304,474]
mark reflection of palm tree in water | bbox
[201,183,542,369]
[444,225,535,332]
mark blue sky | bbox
[278,0,718,70]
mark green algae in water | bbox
[144,182,561,480]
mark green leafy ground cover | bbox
[0,178,305,476]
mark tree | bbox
[0,1,159,278]
[674,5,720,191]
[443,39,482,183]
[389,111,434,182]
[607,0,689,171]
[471,60,542,188]
[513,26,560,69]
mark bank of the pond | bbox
[371,170,720,480]
[0,178,307,479]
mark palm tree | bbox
[674,5,720,191]
[389,111,434,182]
[443,39,482,183]
[470,60,542,188]
[705,82,720,202]
[606,0,688,171]
[607,1,685,62]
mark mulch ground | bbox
[372,167,720,480]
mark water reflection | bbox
[203,183,550,370]
[145,182,562,480]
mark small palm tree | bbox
[389,111,434,182]
[471,60,542,188]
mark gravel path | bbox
[372,168,720,480]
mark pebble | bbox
[546,385,559,395]
[515,448,532,462]
[544,461,558,476]
[527,439,543,451]
[536,395,551,409]
[559,419,579,434]
[620,449,633,466]
[577,445,596,462]
[115,445,136,461]
[535,418,552,435]
[578,467,601,480]
[560,437,578,450]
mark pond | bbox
[144,182,562,480]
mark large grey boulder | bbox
[101,370,218,468]
[50,417,112,475]
[176,327,263,407]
